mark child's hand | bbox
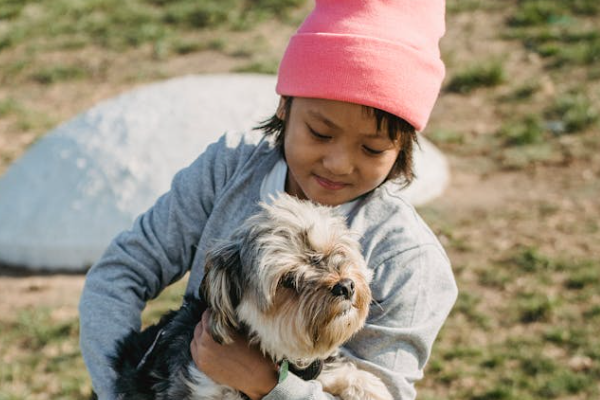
[190,309,278,400]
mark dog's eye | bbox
[281,275,296,289]
[309,254,322,266]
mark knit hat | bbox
[276,0,446,131]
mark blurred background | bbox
[0,0,599,399]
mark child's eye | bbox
[308,127,331,140]
[363,146,384,155]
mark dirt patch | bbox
[0,272,84,320]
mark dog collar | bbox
[277,360,289,384]
[277,359,323,383]
[136,328,166,370]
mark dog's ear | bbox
[200,241,243,345]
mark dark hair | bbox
[255,97,418,187]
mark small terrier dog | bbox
[111,194,392,400]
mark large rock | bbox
[0,74,449,271]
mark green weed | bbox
[584,305,600,319]
[471,387,516,400]
[171,38,225,55]
[506,246,556,272]
[551,37,600,67]
[477,267,513,288]
[514,29,600,68]
[447,0,486,13]
[502,82,539,101]
[543,326,589,350]
[442,345,484,362]
[496,142,557,170]
[0,0,27,20]
[162,1,234,29]
[141,276,188,325]
[508,1,569,27]
[515,291,556,323]
[497,115,545,146]
[545,93,599,133]
[233,60,279,74]
[30,65,89,85]
[508,0,598,28]
[0,98,20,118]
[537,370,595,397]
[14,309,78,350]
[0,59,29,84]
[563,260,599,289]
[429,129,465,145]
[446,61,505,94]
[454,291,491,329]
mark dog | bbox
[109,194,392,400]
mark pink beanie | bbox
[276,0,446,131]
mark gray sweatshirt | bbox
[79,131,457,399]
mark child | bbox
[79,0,457,399]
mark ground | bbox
[0,1,599,399]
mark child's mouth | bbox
[314,175,348,190]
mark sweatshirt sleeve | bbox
[262,244,457,400]
[78,133,253,399]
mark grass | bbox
[141,277,188,324]
[428,331,600,399]
[507,27,600,69]
[171,38,225,55]
[492,117,557,170]
[505,0,600,71]
[2,0,600,399]
[0,98,20,117]
[545,93,599,133]
[0,97,56,135]
[0,0,305,54]
[440,0,600,173]
[428,129,465,145]
[0,308,89,399]
[453,291,492,329]
[417,157,600,396]
[508,0,598,28]
[233,60,279,74]
[0,0,307,88]
[446,0,504,14]
[31,65,90,85]
[420,244,600,400]
[488,89,598,170]
[506,246,556,272]
[446,61,505,94]
[501,81,539,101]
[497,115,545,146]
[0,279,187,400]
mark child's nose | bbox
[323,150,354,176]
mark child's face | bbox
[282,97,402,206]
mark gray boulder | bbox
[0,74,449,271]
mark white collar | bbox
[260,158,359,216]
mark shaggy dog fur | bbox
[106,194,392,400]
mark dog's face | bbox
[201,194,372,364]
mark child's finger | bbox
[200,309,211,332]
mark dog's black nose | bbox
[332,279,355,300]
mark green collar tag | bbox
[278,360,289,384]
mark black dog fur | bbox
[91,295,322,399]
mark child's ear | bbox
[276,96,287,120]
[200,241,243,345]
